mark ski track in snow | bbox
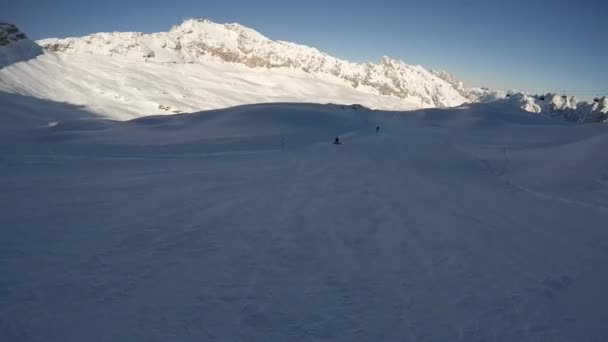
[504,176,608,214]
[474,146,608,213]
[1,103,608,342]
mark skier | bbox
[376,125,380,133]
[333,137,342,145]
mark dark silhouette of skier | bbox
[333,137,342,145]
[376,126,380,133]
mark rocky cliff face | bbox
[0,23,29,46]
[0,23,43,68]
[38,19,477,108]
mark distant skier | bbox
[333,137,342,145]
[376,126,380,133]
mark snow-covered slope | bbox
[2,97,608,341]
[0,51,430,120]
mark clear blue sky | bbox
[4,0,607,97]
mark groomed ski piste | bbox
[1,90,608,341]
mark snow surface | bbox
[1,92,608,341]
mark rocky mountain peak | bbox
[0,23,29,46]
[0,23,43,68]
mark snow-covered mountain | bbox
[430,69,507,103]
[505,93,608,123]
[37,19,476,109]
[3,20,608,342]
[432,68,606,123]
[0,22,42,68]
[1,20,499,120]
[0,19,605,123]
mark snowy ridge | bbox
[505,93,608,123]
[431,69,506,102]
[37,19,472,108]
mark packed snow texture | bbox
[1,90,608,341]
